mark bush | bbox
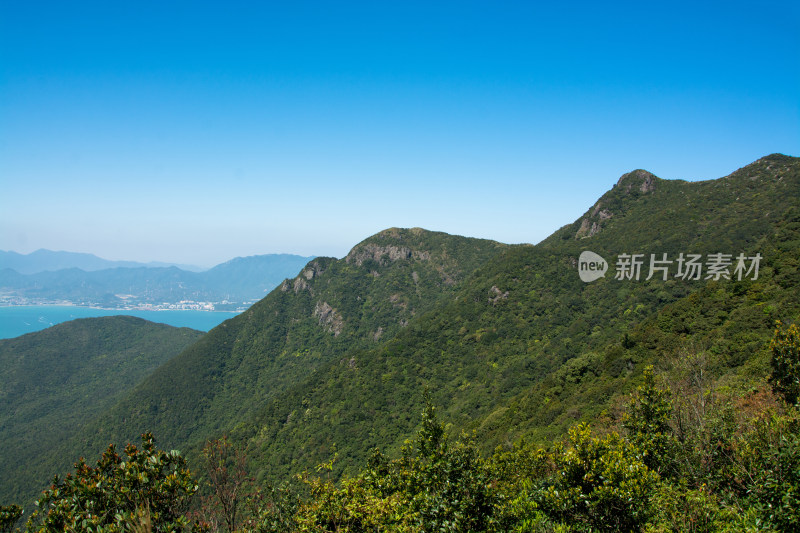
[25,433,200,532]
[1,505,22,533]
[770,322,800,405]
[537,424,658,532]
[623,365,675,475]
[744,408,800,532]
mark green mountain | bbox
[0,316,203,504]
[224,154,798,483]
[9,154,799,514]
[73,229,507,462]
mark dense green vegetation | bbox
[7,330,799,531]
[70,229,507,475]
[24,433,200,532]
[2,154,798,531]
[232,154,799,483]
[0,317,203,505]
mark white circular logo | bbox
[578,251,608,282]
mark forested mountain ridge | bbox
[478,153,800,443]
[544,153,796,250]
[0,317,203,503]
[232,154,800,483]
[70,229,507,466]
[6,154,799,525]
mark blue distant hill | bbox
[0,249,203,274]
[0,251,316,308]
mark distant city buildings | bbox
[0,293,254,312]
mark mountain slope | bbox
[73,229,507,461]
[234,154,799,482]
[14,154,798,506]
[0,317,203,504]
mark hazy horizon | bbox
[0,247,318,271]
[2,1,798,266]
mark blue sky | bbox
[1,1,798,267]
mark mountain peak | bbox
[722,153,798,185]
[369,227,430,241]
[614,169,659,194]
[346,227,435,267]
[344,227,505,270]
[573,170,659,239]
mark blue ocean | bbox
[0,306,241,340]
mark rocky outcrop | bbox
[301,260,326,280]
[281,259,326,294]
[614,169,657,194]
[346,244,416,266]
[345,229,433,267]
[314,301,343,336]
[575,202,613,239]
[488,285,509,305]
[576,169,657,238]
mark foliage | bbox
[0,505,22,533]
[197,437,251,533]
[293,469,401,532]
[289,399,508,532]
[770,321,800,405]
[643,481,749,533]
[9,154,800,529]
[25,433,200,533]
[0,316,203,505]
[374,401,507,531]
[623,365,675,474]
[742,408,800,532]
[239,483,300,533]
[536,424,658,532]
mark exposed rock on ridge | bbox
[346,244,432,266]
[615,169,658,193]
[575,169,658,238]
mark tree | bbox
[200,436,250,533]
[623,365,674,474]
[740,407,800,532]
[25,433,200,532]
[537,424,658,532]
[291,398,508,532]
[770,321,800,405]
[369,399,507,532]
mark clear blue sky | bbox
[2,1,798,267]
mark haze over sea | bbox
[0,306,239,340]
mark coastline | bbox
[0,305,242,340]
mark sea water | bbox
[0,306,241,339]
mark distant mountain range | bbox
[0,252,316,309]
[0,249,204,274]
